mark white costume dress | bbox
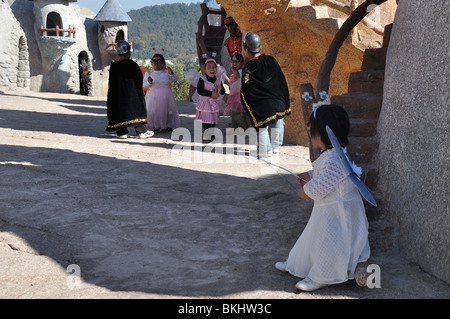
[143,70,180,130]
[286,149,370,285]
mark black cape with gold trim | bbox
[106,59,147,131]
[240,54,290,129]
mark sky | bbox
[76,0,200,13]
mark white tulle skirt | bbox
[145,87,180,130]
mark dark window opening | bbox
[46,12,63,36]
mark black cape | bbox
[240,54,291,128]
[105,59,147,131]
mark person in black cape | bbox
[240,32,291,157]
[106,40,154,139]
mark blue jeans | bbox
[257,118,284,156]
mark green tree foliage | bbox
[128,3,201,100]
[128,3,201,64]
[170,64,192,101]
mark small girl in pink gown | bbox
[223,52,251,130]
[143,53,180,132]
[195,58,225,140]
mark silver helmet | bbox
[116,40,130,56]
[243,32,261,54]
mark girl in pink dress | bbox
[195,58,225,141]
[223,52,251,130]
[143,53,180,132]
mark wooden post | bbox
[315,0,388,100]
[350,0,359,45]
[300,83,320,162]
[56,25,60,37]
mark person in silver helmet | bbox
[240,32,291,158]
[105,40,154,139]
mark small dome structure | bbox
[94,0,132,23]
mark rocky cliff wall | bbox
[218,0,396,145]
[377,0,449,284]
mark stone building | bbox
[2,0,131,96]
[94,0,132,69]
[0,0,30,90]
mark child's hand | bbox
[298,188,310,201]
[296,172,311,187]
[148,77,153,85]
[167,67,174,75]
[211,92,219,99]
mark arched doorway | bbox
[46,12,62,36]
[78,51,91,95]
[115,30,124,43]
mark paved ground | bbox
[0,89,449,299]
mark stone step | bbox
[358,163,379,190]
[287,0,312,7]
[312,5,330,19]
[316,17,344,32]
[203,37,224,47]
[348,70,385,94]
[287,5,327,20]
[347,137,378,164]
[349,118,378,137]
[361,47,388,71]
[331,92,382,120]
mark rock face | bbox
[377,0,449,284]
[218,0,397,145]
[0,1,30,90]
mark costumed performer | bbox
[240,32,290,156]
[275,104,370,292]
[105,40,154,139]
[143,52,180,132]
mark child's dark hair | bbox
[231,52,244,62]
[309,104,349,148]
[151,53,166,68]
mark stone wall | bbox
[377,0,449,283]
[0,0,30,90]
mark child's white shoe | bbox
[275,261,287,272]
[296,277,328,291]
[138,131,154,139]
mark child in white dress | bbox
[275,104,370,291]
[143,53,180,132]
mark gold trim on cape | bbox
[241,91,291,128]
[107,118,148,129]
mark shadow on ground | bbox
[1,92,449,298]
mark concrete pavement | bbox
[0,89,448,299]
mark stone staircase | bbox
[331,24,397,252]
[330,24,392,195]
[202,26,227,63]
[287,0,346,33]
[196,3,227,66]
